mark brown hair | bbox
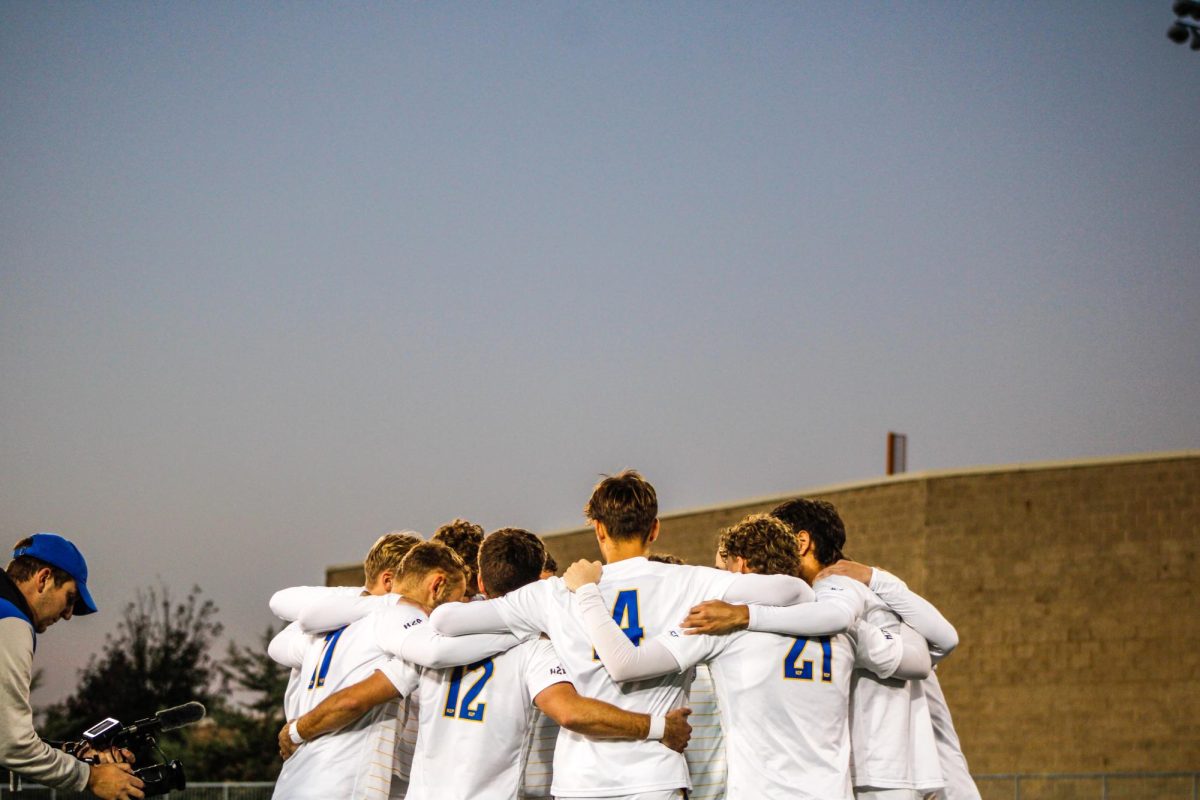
[717,514,801,577]
[478,528,546,597]
[583,470,658,543]
[6,537,73,585]
[363,531,422,585]
[648,552,684,565]
[432,519,485,588]
[398,541,468,589]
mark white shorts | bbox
[556,792,685,800]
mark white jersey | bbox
[921,671,980,800]
[659,575,889,800]
[683,664,725,800]
[394,637,569,800]
[271,598,423,800]
[520,707,559,798]
[490,558,740,797]
[849,592,943,792]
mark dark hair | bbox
[648,552,684,565]
[398,541,468,588]
[583,470,658,543]
[432,519,485,588]
[6,537,73,586]
[478,528,546,597]
[542,553,558,575]
[770,498,846,567]
[717,514,801,577]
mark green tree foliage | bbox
[185,627,288,781]
[41,585,222,742]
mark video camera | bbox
[74,701,206,797]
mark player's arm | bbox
[267,621,308,669]
[392,621,524,669]
[297,595,388,635]
[681,584,857,638]
[852,621,932,681]
[269,585,364,623]
[533,683,692,753]
[278,666,412,759]
[818,561,959,661]
[721,571,815,607]
[429,581,547,637]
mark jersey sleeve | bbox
[656,627,728,672]
[430,593,527,636]
[523,639,572,701]
[376,659,421,697]
[298,594,390,634]
[747,576,858,636]
[722,571,815,606]
[398,623,525,668]
[269,585,363,622]
[267,621,310,669]
[490,580,554,638]
[372,605,428,658]
[869,568,959,661]
[851,620,904,678]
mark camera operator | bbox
[0,533,145,799]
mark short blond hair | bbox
[364,531,422,585]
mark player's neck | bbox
[798,555,825,585]
[394,593,432,615]
[603,540,650,564]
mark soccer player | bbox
[269,532,421,725]
[429,470,814,800]
[269,541,469,800]
[564,514,926,800]
[687,499,957,800]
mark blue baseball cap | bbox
[12,533,98,615]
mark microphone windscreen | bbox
[155,701,207,731]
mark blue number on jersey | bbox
[307,626,348,690]
[593,589,643,660]
[783,636,833,682]
[443,658,494,722]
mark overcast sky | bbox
[3,2,1197,706]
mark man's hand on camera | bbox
[78,743,136,764]
[87,762,145,800]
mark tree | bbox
[184,626,289,781]
[40,584,222,742]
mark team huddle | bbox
[266,470,980,800]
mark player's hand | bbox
[563,560,603,592]
[681,600,749,635]
[87,762,145,800]
[661,707,692,753]
[815,559,873,585]
[278,722,300,761]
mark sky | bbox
[3,2,1198,706]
